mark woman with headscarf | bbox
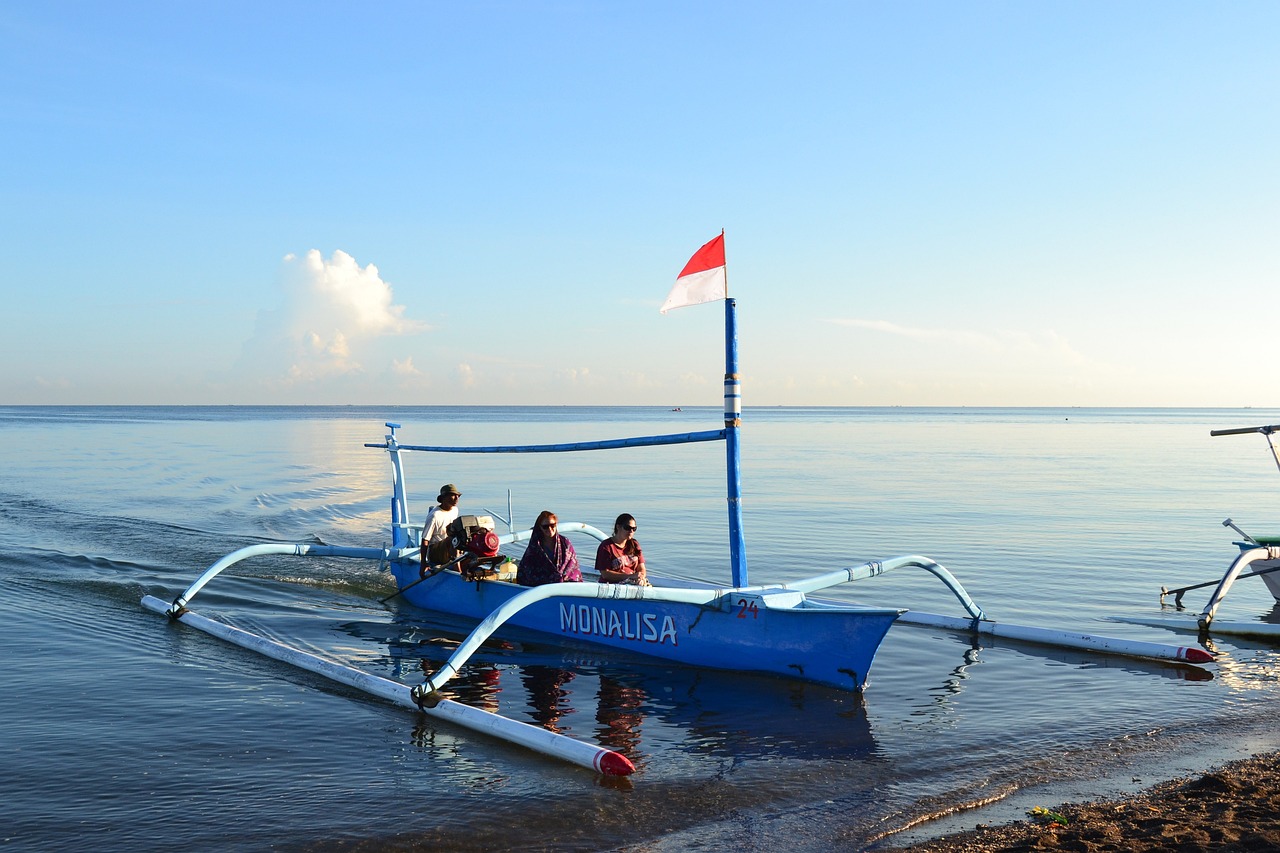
[517,510,582,586]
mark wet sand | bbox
[888,751,1280,852]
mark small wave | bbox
[865,784,1019,844]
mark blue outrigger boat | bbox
[144,268,1215,775]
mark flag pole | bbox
[724,294,748,588]
[720,228,728,297]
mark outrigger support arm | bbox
[410,582,730,704]
[784,555,1213,663]
[141,594,635,776]
[1210,424,1280,475]
[784,555,988,622]
[165,525,618,615]
[1197,545,1280,629]
[167,543,393,615]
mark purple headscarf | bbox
[517,530,581,586]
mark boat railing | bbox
[496,522,609,547]
[393,520,421,534]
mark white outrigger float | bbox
[142,242,1216,775]
[1154,424,1280,640]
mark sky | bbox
[2,2,1277,407]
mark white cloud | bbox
[238,249,427,387]
[557,367,591,384]
[286,249,420,337]
[393,356,422,376]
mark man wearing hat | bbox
[421,484,462,569]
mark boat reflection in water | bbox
[360,602,1216,776]
[361,611,880,773]
[519,665,645,756]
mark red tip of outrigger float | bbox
[596,750,637,776]
[1180,647,1215,664]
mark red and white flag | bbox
[660,233,726,314]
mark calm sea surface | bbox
[4,406,1280,851]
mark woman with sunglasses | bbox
[516,510,582,586]
[595,513,648,585]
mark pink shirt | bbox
[595,539,643,578]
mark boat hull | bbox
[1231,542,1280,602]
[1257,560,1280,601]
[389,561,900,691]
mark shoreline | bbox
[881,751,1280,852]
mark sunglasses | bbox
[620,525,637,531]
[540,522,557,530]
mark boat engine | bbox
[448,515,512,581]
[447,515,495,553]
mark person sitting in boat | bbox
[595,513,649,586]
[420,483,462,572]
[516,510,582,586]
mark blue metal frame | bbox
[368,298,753,587]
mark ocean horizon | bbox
[4,404,1280,850]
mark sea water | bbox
[3,405,1280,851]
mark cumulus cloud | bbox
[240,249,427,386]
[282,250,420,337]
[392,356,422,376]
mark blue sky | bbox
[3,2,1277,406]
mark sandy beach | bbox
[888,751,1280,852]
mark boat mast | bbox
[725,297,748,587]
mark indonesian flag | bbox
[660,233,726,314]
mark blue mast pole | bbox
[724,297,748,587]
